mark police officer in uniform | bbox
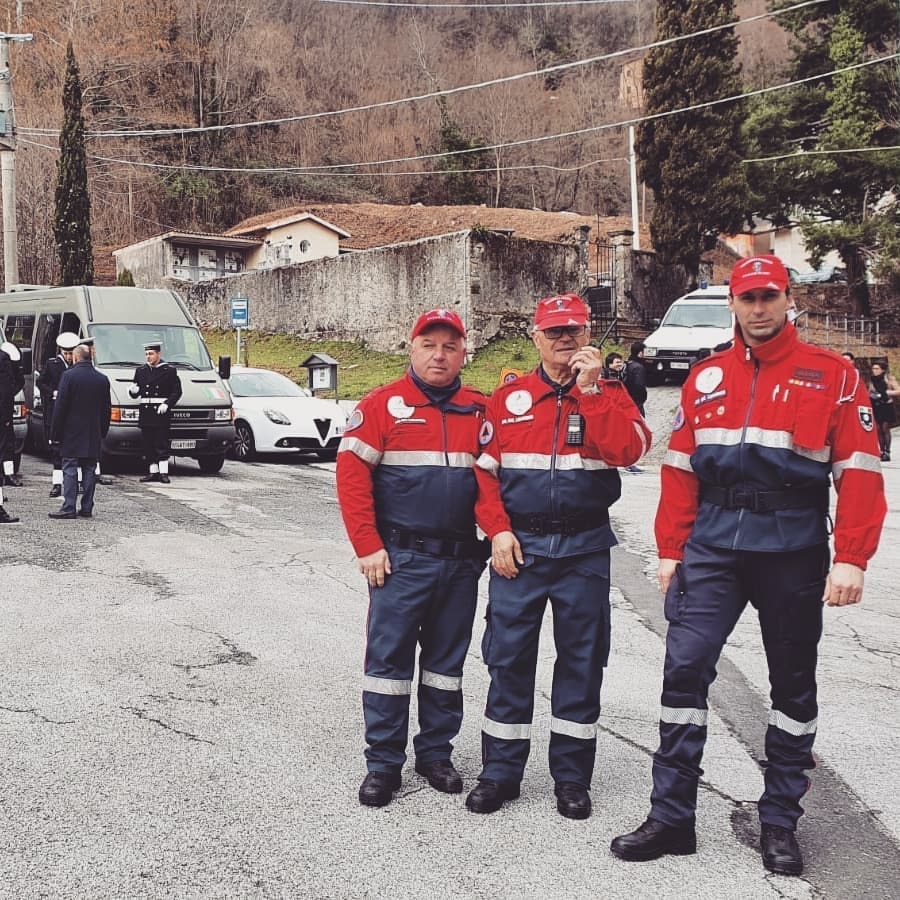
[0,340,24,522]
[611,255,887,875]
[466,294,651,819]
[36,331,80,497]
[336,308,487,808]
[130,342,182,483]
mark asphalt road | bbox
[1,396,898,899]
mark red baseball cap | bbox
[410,308,467,340]
[533,293,590,331]
[730,255,790,296]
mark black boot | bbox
[140,473,161,483]
[358,771,402,808]
[760,824,803,876]
[159,474,171,484]
[465,780,520,814]
[555,782,592,820]
[0,506,19,524]
[415,759,463,794]
[49,484,62,498]
[610,817,697,861]
[4,473,23,487]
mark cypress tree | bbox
[637,1,750,281]
[53,41,93,286]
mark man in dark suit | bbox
[49,344,112,520]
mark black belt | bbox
[509,510,607,536]
[700,484,828,513]
[383,526,489,560]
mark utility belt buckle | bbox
[727,486,760,512]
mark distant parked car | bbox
[225,366,348,462]
[793,264,847,284]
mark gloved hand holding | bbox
[128,384,140,398]
[157,402,168,415]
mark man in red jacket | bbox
[336,308,487,808]
[611,255,887,876]
[466,293,651,819]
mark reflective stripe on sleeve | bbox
[832,451,882,480]
[500,452,609,471]
[664,449,693,472]
[482,716,531,740]
[476,452,500,475]
[769,709,817,736]
[660,705,708,727]
[363,675,412,695]
[339,436,382,466]
[550,715,598,740]
[381,450,476,468]
[421,670,462,692]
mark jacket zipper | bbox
[733,346,760,549]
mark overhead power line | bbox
[743,145,900,164]
[20,54,897,178]
[19,0,827,141]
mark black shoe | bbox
[555,782,592,820]
[48,510,77,520]
[78,510,93,518]
[359,771,402,808]
[4,474,23,487]
[140,473,160,483]
[49,484,62,498]
[415,759,463,794]
[760,824,803,876]
[610,817,697,861]
[159,474,171,484]
[0,506,19,524]
[465,779,520,814]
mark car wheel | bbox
[233,422,256,462]
[316,448,338,462]
[197,453,226,474]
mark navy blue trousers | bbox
[651,540,829,830]
[363,547,483,774]
[479,550,611,787]
[61,456,97,515]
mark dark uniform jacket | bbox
[131,362,183,427]
[50,361,112,459]
[36,354,69,437]
[0,347,25,424]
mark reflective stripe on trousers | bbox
[650,540,828,829]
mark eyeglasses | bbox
[540,325,588,340]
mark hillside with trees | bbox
[5,0,893,288]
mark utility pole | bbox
[0,31,33,291]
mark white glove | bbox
[128,384,140,398]
[157,403,168,415]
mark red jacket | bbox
[475,367,652,557]
[336,372,485,558]
[656,322,886,569]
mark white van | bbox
[0,286,235,473]
[642,285,733,383]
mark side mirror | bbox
[218,355,231,380]
[19,347,33,375]
[651,318,661,327]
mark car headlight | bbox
[643,347,657,358]
[110,406,140,422]
[264,408,291,425]
[214,407,232,421]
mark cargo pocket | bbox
[663,565,687,624]
[572,553,612,666]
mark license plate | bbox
[671,362,690,370]
[170,439,197,450]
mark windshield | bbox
[89,324,214,370]
[229,371,311,398]
[661,304,732,329]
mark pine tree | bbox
[53,41,93,286]
[745,1,899,313]
[636,0,750,281]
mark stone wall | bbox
[179,231,581,351]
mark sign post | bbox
[230,297,250,364]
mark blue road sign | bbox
[230,297,250,328]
